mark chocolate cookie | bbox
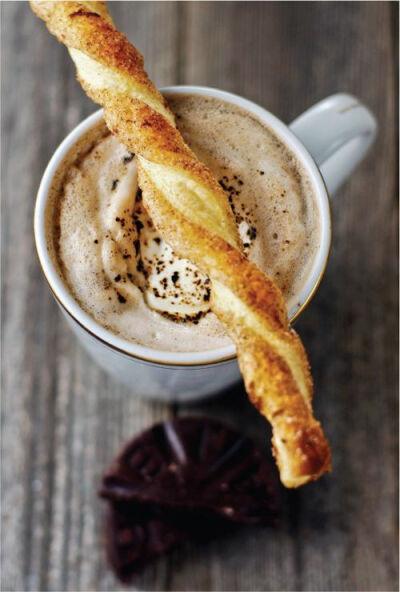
[101,417,280,581]
[100,417,280,524]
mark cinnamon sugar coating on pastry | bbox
[30,0,331,487]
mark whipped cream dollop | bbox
[132,191,212,320]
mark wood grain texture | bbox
[1,2,398,591]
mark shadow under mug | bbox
[34,86,377,402]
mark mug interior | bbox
[34,86,332,366]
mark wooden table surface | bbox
[1,2,398,591]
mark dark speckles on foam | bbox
[116,292,126,304]
[134,220,144,233]
[123,152,135,163]
[217,172,257,252]
[203,288,211,302]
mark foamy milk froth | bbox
[47,94,320,352]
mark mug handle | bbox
[289,93,377,196]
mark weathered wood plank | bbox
[1,2,398,591]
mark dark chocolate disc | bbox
[100,417,280,524]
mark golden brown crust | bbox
[30,0,331,487]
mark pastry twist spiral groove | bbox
[31,0,331,487]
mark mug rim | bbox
[34,85,332,367]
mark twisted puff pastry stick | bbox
[31,0,331,487]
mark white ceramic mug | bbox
[34,86,377,402]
